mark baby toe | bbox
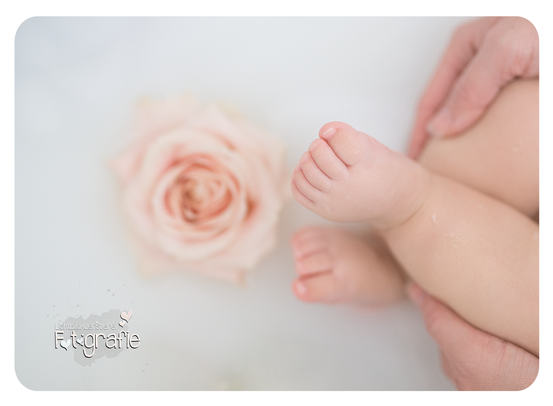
[291,177,315,211]
[296,250,332,275]
[299,152,331,192]
[320,121,380,168]
[308,138,349,181]
[292,165,323,203]
[293,274,340,303]
[292,237,328,260]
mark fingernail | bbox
[407,282,425,306]
[322,127,337,140]
[427,108,452,138]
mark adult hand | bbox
[408,17,539,159]
[408,282,539,390]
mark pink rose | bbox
[111,96,288,282]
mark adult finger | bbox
[407,17,500,159]
[426,17,539,139]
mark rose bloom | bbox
[111,96,288,282]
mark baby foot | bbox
[292,122,431,230]
[291,226,406,306]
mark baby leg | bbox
[381,81,539,355]
[418,79,538,219]
[394,79,539,356]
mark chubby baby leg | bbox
[418,79,538,219]
[381,172,538,356]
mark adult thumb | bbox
[425,53,505,139]
[427,18,539,139]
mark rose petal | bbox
[113,97,288,280]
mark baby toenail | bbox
[300,153,310,164]
[295,280,308,296]
[322,127,337,140]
